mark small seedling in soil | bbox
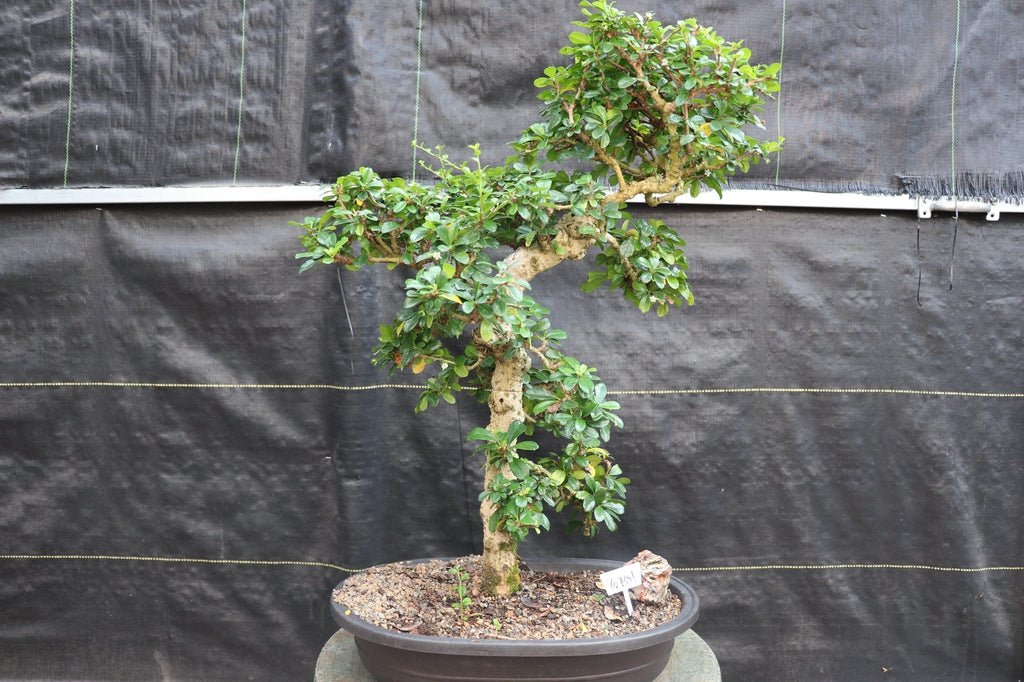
[450,565,473,621]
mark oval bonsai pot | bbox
[330,557,699,682]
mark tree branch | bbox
[600,230,639,283]
[578,131,629,189]
[502,214,597,284]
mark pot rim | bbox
[331,557,699,656]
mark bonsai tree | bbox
[296,0,781,596]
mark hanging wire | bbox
[231,0,249,185]
[916,217,923,306]
[336,270,356,374]
[336,270,356,339]
[411,0,425,180]
[949,208,959,291]
[947,0,962,291]
[62,0,77,187]
[773,0,787,186]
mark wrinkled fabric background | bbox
[2,0,1023,196]
[1,1,1022,680]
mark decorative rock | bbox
[625,550,673,604]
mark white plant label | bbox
[599,564,643,615]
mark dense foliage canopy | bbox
[296,0,781,566]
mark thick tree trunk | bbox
[479,348,529,595]
[478,214,596,595]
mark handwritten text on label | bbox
[599,564,643,595]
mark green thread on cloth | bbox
[0,554,364,574]
[1,382,1022,399]
[411,0,425,180]
[62,0,76,187]
[950,0,961,198]
[773,0,786,186]
[231,0,249,185]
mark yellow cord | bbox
[673,562,1023,574]
[0,554,364,573]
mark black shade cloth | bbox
[1,204,1021,679]
[2,1,1023,198]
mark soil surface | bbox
[333,556,684,640]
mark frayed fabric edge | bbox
[896,172,1024,204]
[727,173,1024,205]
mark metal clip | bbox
[917,197,1000,221]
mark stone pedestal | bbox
[314,629,721,681]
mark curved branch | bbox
[600,230,639,283]
[502,214,597,284]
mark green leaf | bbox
[568,31,590,45]
[509,458,530,479]
[506,421,528,441]
[580,271,605,293]
[468,428,496,443]
[479,319,495,342]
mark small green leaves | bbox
[449,565,473,620]
[521,2,782,191]
[472,416,626,541]
[582,216,694,314]
[525,351,623,446]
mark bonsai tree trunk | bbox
[479,216,596,595]
[480,348,530,595]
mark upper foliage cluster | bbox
[518,0,781,201]
[295,0,781,542]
